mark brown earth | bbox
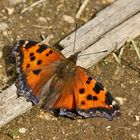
[0,0,140,140]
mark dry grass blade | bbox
[112,52,121,64]
[41,34,54,45]
[32,25,52,29]
[112,47,124,64]
[21,0,46,14]
[76,0,89,18]
[129,39,140,60]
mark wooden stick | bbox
[0,84,32,127]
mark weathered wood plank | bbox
[0,0,140,128]
[0,97,32,127]
[60,0,140,57]
[0,84,17,103]
[0,84,32,127]
[76,12,140,68]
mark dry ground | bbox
[0,0,140,139]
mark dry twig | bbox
[129,39,140,60]
[21,0,46,14]
[41,34,54,45]
[112,47,125,64]
[76,0,89,18]
[32,25,52,29]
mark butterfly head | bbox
[56,51,80,78]
[65,51,81,72]
[69,51,80,62]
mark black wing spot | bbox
[30,56,36,61]
[86,80,90,84]
[30,53,34,56]
[79,88,85,94]
[93,82,104,94]
[25,40,37,49]
[37,60,42,65]
[88,77,92,81]
[105,92,113,105]
[92,96,98,101]
[87,94,92,100]
[81,101,85,105]
[26,64,30,68]
[36,44,48,53]
[49,50,53,54]
[46,53,49,56]
[32,69,41,75]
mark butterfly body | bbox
[55,52,79,78]
[12,40,120,120]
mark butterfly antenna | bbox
[73,23,78,53]
[79,50,108,57]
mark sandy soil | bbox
[0,0,140,139]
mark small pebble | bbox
[0,23,8,31]
[63,15,75,23]
[131,133,137,139]
[38,17,47,23]
[128,110,133,116]
[6,8,14,15]
[77,119,83,123]
[120,83,125,88]
[135,115,140,121]
[37,111,57,121]
[19,128,27,134]
[115,97,126,105]
[105,126,111,131]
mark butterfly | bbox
[12,40,120,120]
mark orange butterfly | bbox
[12,40,120,120]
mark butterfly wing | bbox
[12,40,65,104]
[74,67,120,120]
[44,66,120,120]
[44,75,78,118]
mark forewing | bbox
[12,40,64,104]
